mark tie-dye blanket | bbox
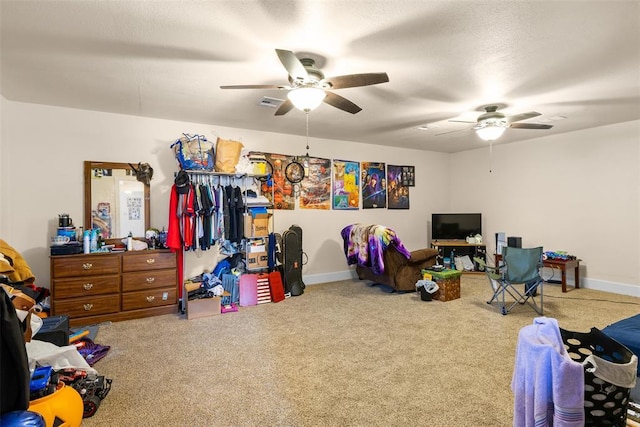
[340,224,411,275]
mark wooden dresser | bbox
[50,250,178,327]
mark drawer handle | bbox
[83,283,94,290]
[82,263,93,270]
[146,296,155,303]
[146,277,156,284]
[83,303,94,311]
[146,258,155,264]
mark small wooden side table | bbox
[542,258,580,293]
[493,255,581,293]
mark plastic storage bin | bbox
[33,315,69,347]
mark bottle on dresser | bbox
[83,230,90,254]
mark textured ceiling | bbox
[1,1,639,153]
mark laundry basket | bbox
[560,327,636,426]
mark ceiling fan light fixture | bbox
[475,120,508,141]
[287,87,326,112]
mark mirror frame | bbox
[84,161,150,243]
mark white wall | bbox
[0,100,450,286]
[450,120,640,294]
[2,100,639,294]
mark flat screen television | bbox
[431,213,482,241]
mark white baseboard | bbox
[302,269,358,285]
[541,266,640,297]
[302,269,640,298]
[581,277,640,297]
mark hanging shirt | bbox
[216,185,225,241]
[233,185,245,243]
[199,183,214,250]
[183,184,195,251]
[224,185,233,242]
[166,184,182,251]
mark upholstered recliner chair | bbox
[341,224,439,292]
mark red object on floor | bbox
[268,272,285,302]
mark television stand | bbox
[430,240,487,273]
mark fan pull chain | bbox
[305,112,310,154]
[489,141,493,173]
[304,112,310,177]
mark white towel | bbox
[512,317,585,427]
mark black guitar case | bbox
[282,224,306,296]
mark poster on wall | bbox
[262,153,296,210]
[401,166,415,187]
[332,159,360,210]
[300,157,331,210]
[387,165,410,209]
[361,162,386,209]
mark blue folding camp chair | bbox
[478,246,544,315]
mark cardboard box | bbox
[186,296,221,319]
[243,213,252,238]
[248,243,266,253]
[247,251,268,270]
[252,213,270,237]
[431,277,461,301]
[423,269,462,302]
[243,213,271,237]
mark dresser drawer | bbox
[123,251,176,272]
[53,294,120,318]
[121,287,177,311]
[52,255,120,278]
[122,269,176,292]
[53,275,120,299]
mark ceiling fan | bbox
[220,49,389,115]
[438,105,553,140]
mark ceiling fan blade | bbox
[510,123,553,130]
[220,84,290,90]
[274,99,294,116]
[323,73,389,89]
[275,49,308,82]
[448,119,476,124]
[435,127,472,136]
[323,91,362,114]
[508,111,541,123]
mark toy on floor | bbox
[28,366,83,427]
[68,329,89,343]
[56,368,112,418]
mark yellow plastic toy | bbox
[29,384,83,427]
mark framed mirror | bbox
[84,161,150,242]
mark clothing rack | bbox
[170,170,273,252]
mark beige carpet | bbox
[81,276,640,427]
